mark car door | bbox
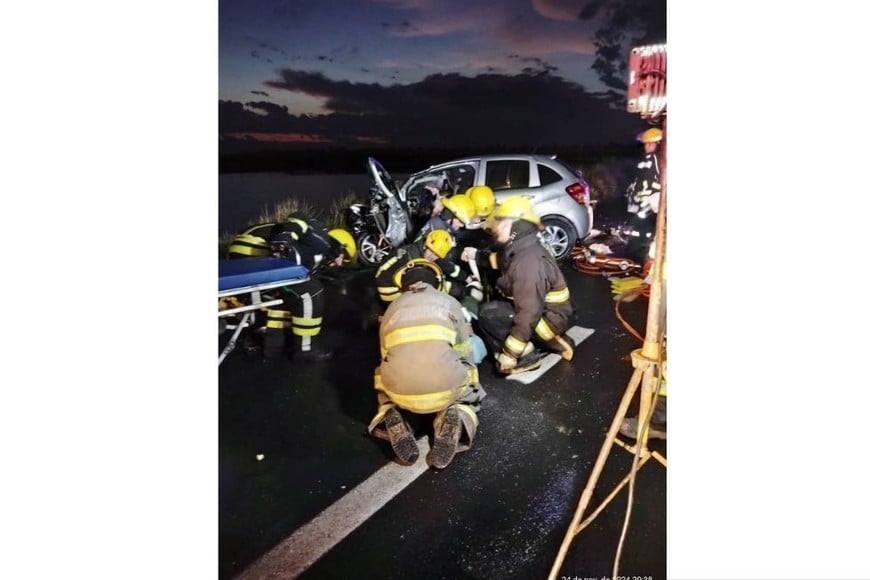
[402,160,480,203]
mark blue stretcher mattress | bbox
[218,257,309,292]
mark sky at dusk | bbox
[218,0,661,151]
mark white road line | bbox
[237,437,431,579]
[507,326,595,385]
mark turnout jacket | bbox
[626,152,662,219]
[477,229,573,356]
[375,241,465,303]
[268,214,340,272]
[376,283,477,413]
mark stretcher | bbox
[218,257,310,365]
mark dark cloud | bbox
[243,101,289,116]
[220,68,644,150]
[518,56,559,74]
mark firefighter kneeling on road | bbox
[367,259,487,470]
[462,196,576,374]
[265,215,356,362]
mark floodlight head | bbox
[627,44,667,119]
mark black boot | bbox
[502,348,547,374]
[384,407,419,465]
[263,328,290,359]
[427,406,462,469]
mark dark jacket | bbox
[375,240,465,304]
[268,215,341,272]
[626,152,662,219]
[481,227,573,347]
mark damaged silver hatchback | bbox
[399,154,593,261]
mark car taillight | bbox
[566,182,589,205]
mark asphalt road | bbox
[218,253,666,580]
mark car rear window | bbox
[538,163,562,186]
[552,158,584,181]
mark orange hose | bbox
[573,258,641,278]
[614,289,646,342]
[576,264,609,276]
[573,252,650,339]
[575,262,627,277]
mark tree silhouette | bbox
[578,0,666,90]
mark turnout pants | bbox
[477,299,570,357]
[625,213,656,265]
[368,362,487,451]
[263,277,326,358]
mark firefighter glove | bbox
[465,277,483,302]
[460,247,478,263]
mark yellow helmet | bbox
[492,196,540,225]
[227,233,271,257]
[394,258,444,292]
[441,194,476,226]
[466,185,495,218]
[638,127,663,143]
[327,228,357,261]
[424,229,455,259]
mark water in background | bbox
[219,173,376,235]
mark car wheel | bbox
[541,216,577,262]
[357,232,392,266]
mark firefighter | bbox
[264,215,356,362]
[375,229,480,307]
[461,196,575,374]
[367,259,487,469]
[417,192,486,301]
[624,127,662,264]
[454,185,495,248]
[457,185,500,300]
